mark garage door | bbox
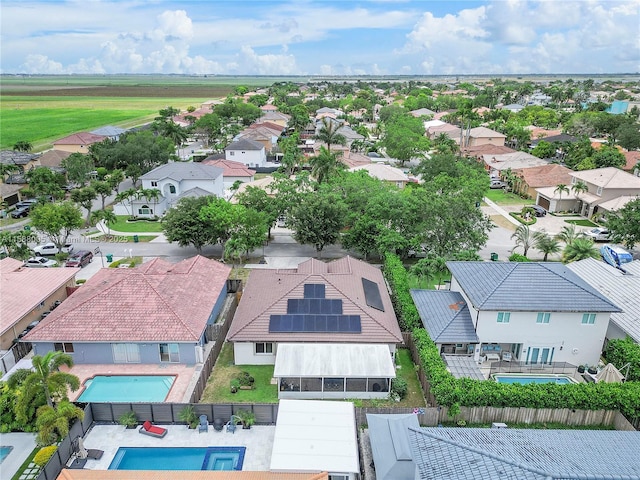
[538,197,550,210]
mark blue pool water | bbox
[77,375,175,402]
[108,447,245,471]
[493,374,577,385]
[0,446,13,464]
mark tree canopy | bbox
[29,202,83,249]
[607,198,640,250]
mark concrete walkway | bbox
[0,432,38,480]
[482,197,522,228]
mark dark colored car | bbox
[65,250,93,268]
[15,199,38,209]
[531,205,547,217]
[11,206,30,218]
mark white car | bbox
[24,256,58,268]
[33,242,74,256]
[583,228,610,242]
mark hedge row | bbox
[383,253,421,331]
[604,337,640,382]
[383,253,640,420]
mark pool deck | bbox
[64,364,200,403]
[78,424,275,471]
[0,432,37,479]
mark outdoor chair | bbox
[198,415,209,433]
[226,418,237,434]
[139,420,168,438]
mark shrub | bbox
[34,445,57,467]
[604,337,640,382]
[76,279,86,285]
[178,405,198,428]
[509,212,536,225]
[237,371,255,386]
[508,253,530,262]
[383,253,421,330]
[118,411,137,428]
[390,377,408,400]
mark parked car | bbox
[24,257,57,268]
[33,242,74,256]
[65,250,93,268]
[10,206,30,218]
[490,180,508,189]
[15,199,39,209]
[583,227,610,242]
[530,205,547,217]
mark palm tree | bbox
[554,183,570,210]
[511,224,534,257]
[8,351,80,425]
[0,163,20,183]
[562,237,600,263]
[91,209,117,236]
[572,180,589,215]
[534,231,561,261]
[114,187,138,218]
[138,188,161,216]
[13,140,33,152]
[556,224,581,246]
[433,133,459,155]
[314,117,347,153]
[309,147,344,185]
[36,400,84,445]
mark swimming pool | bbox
[108,447,245,471]
[77,375,176,402]
[0,446,13,464]
[493,374,578,385]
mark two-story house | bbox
[113,162,223,217]
[411,262,620,367]
[569,167,640,217]
[224,138,267,169]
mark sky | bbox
[1,0,638,76]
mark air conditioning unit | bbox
[491,422,508,429]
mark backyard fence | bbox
[489,360,578,376]
[0,341,31,376]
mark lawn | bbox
[109,216,164,232]
[565,219,598,227]
[484,189,534,205]
[200,343,278,404]
[11,447,39,480]
[0,216,28,228]
[407,272,452,290]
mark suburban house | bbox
[596,195,640,214]
[37,149,72,172]
[24,256,231,365]
[257,111,290,127]
[224,138,267,168]
[461,144,515,161]
[511,164,573,200]
[201,158,254,192]
[567,167,640,217]
[227,256,402,399]
[622,150,640,174]
[409,108,435,118]
[500,103,525,113]
[411,261,621,367]
[426,123,461,141]
[568,258,640,344]
[237,126,281,154]
[1,257,77,353]
[1,183,23,207]
[483,151,548,177]
[113,162,224,218]
[367,413,419,480]
[90,126,126,140]
[0,150,40,175]
[348,163,410,188]
[270,400,360,480]
[52,132,107,154]
[408,427,640,479]
[464,126,506,147]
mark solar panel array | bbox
[362,277,385,311]
[268,283,362,333]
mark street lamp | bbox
[94,247,104,268]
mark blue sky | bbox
[1,0,638,75]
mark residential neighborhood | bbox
[1,75,640,480]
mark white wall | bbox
[225,148,266,168]
[476,310,609,366]
[234,342,276,365]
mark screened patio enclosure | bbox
[274,343,396,399]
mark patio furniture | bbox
[68,458,87,469]
[139,420,168,438]
[226,415,241,434]
[74,437,104,460]
[213,418,225,432]
[198,415,209,434]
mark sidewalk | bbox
[482,197,522,228]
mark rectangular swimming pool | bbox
[493,374,578,385]
[108,447,245,471]
[0,446,13,464]
[77,375,176,402]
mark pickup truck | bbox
[32,242,74,256]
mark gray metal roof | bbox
[410,290,479,343]
[91,125,126,137]
[568,258,640,343]
[442,355,485,381]
[409,427,640,479]
[225,138,264,151]
[0,150,38,165]
[366,414,419,480]
[140,162,223,182]
[176,187,216,200]
[446,261,621,313]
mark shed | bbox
[367,413,419,480]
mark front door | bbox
[528,347,553,364]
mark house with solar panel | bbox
[410,261,621,369]
[227,256,403,399]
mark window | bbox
[151,181,158,187]
[329,475,349,480]
[138,205,153,215]
[596,186,603,196]
[255,342,273,354]
[169,185,176,194]
[159,343,180,363]
[54,343,74,353]
[112,343,140,363]
[497,312,510,323]
[229,151,235,156]
[582,313,596,325]
[536,312,550,324]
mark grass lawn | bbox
[110,216,164,232]
[490,215,517,231]
[485,189,534,205]
[407,272,452,290]
[565,219,598,227]
[0,216,28,228]
[10,447,39,480]
[200,343,278,404]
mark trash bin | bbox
[23,225,31,232]
[106,254,113,263]
[133,235,139,243]
[490,252,498,261]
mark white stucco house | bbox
[113,162,223,218]
[411,262,621,368]
[224,138,267,168]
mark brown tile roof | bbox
[24,256,231,343]
[248,122,285,134]
[201,159,255,178]
[228,256,402,343]
[57,471,328,480]
[622,150,640,171]
[1,259,77,335]
[38,149,72,168]
[53,132,107,146]
[527,127,563,139]
[0,183,22,198]
[513,164,574,188]
[461,144,516,157]
[341,152,372,168]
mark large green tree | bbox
[382,114,430,165]
[36,401,84,446]
[562,238,600,263]
[162,196,219,253]
[70,186,97,226]
[25,168,66,200]
[235,186,279,238]
[309,146,345,185]
[61,153,95,186]
[607,198,640,249]
[288,191,346,255]
[314,117,347,153]
[29,202,83,250]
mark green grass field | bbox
[484,189,534,205]
[110,216,164,232]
